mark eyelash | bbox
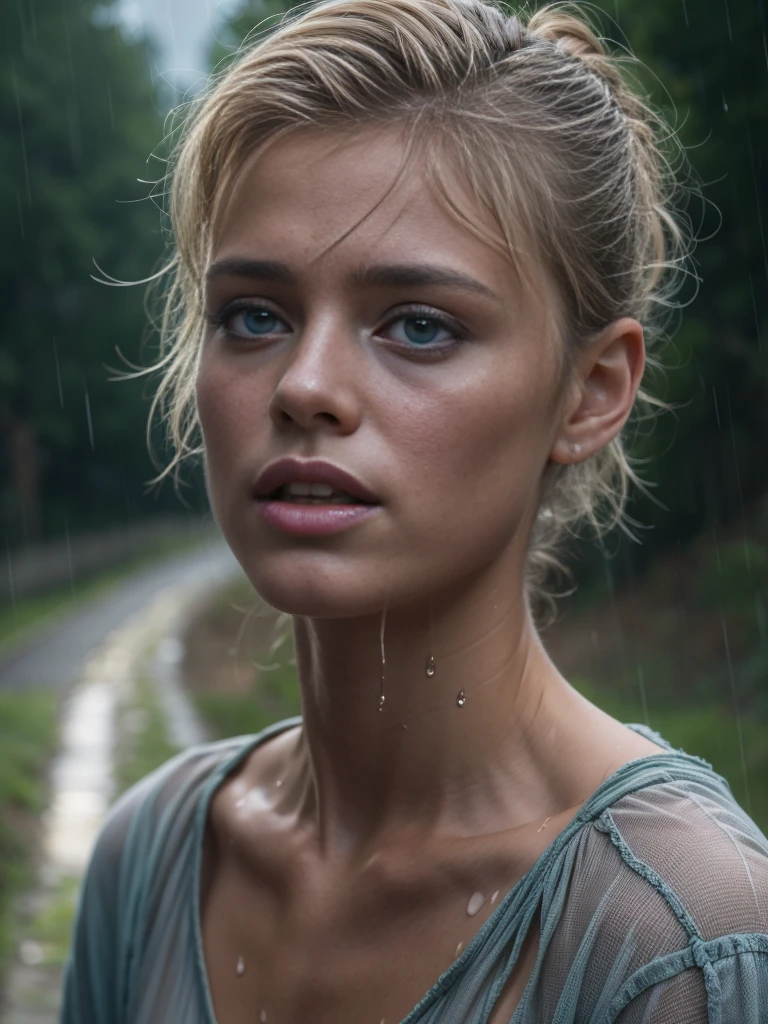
[205,300,467,353]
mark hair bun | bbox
[526,5,607,62]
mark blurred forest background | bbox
[0,0,767,1015]
[2,0,767,573]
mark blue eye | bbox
[384,310,461,349]
[206,302,290,341]
[230,306,288,338]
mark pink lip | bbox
[253,457,380,504]
[252,457,382,537]
[256,500,379,536]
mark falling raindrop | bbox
[379,607,387,711]
[636,666,650,726]
[722,93,729,113]
[723,0,733,42]
[84,383,95,450]
[425,654,436,677]
[682,0,689,28]
[236,956,245,977]
[467,892,485,916]
[11,63,31,205]
[721,613,751,815]
[456,690,466,707]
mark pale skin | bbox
[195,125,667,1024]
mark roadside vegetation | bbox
[0,693,59,987]
[113,667,179,799]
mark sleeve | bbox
[612,947,768,1023]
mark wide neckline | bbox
[189,717,722,1024]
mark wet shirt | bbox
[60,718,768,1023]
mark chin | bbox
[237,551,398,620]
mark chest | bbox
[199,837,541,1024]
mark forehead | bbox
[209,125,526,304]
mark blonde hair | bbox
[147,0,696,624]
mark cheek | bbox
[195,352,267,502]
[395,366,554,513]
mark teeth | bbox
[277,481,356,503]
[285,482,336,498]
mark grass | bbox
[0,692,59,981]
[0,528,215,658]
[193,635,301,740]
[113,670,179,799]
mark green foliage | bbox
[194,656,301,740]
[0,0,203,543]
[575,0,768,585]
[113,673,179,797]
[0,693,59,972]
[574,678,768,835]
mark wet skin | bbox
[196,125,664,1023]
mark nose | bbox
[269,319,362,435]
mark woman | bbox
[62,1,768,1021]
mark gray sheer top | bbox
[60,718,768,1022]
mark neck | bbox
[284,561,575,856]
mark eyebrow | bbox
[204,258,503,305]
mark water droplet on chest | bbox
[236,955,245,977]
[467,891,485,916]
[456,690,466,707]
[425,654,436,677]
[378,694,386,711]
[260,1010,267,1023]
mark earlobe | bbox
[550,318,645,465]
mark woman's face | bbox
[197,126,566,618]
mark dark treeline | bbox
[0,0,204,548]
[1,0,765,599]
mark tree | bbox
[0,0,184,544]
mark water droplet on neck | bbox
[260,1010,267,1023]
[378,694,386,711]
[467,891,485,916]
[455,941,464,956]
[456,690,466,707]
[537,816,551,833]
[425,654,436,677]
[275,778,283,787]
[490,889,500,905]
[236,955,245,977]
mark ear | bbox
[550,317,645,465]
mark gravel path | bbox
[0,536,241,1023]
[0,536,240,692]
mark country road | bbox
[0,535,240,692]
